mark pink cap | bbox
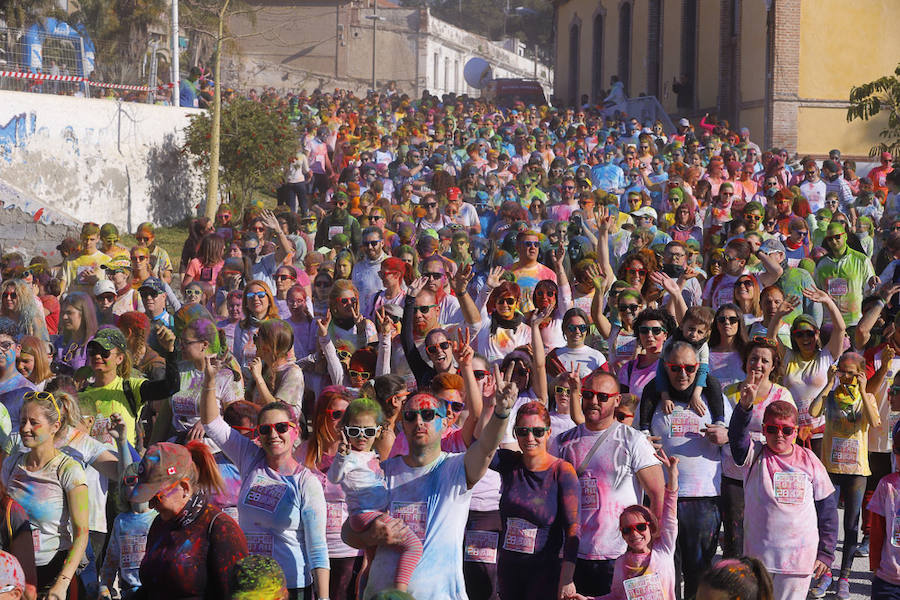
[0,551,25,591]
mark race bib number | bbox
[830,437,860,465]
[246,533,275,556]
[892,516,900,547]
[772,471,806,505]
[120,534,147,569]
[171,394,198,419]
[503,517,539,554]
[579,475,599,511]
[624,573,664,600]
[244,475,289,513]
[670,410,701,438]
[90,415,112,444]
[328,226,344,240]
[464,530,499,564]
[827,278,849,297]
[31,527,40,552]
[326,501,347,534]
[391,501,427,540]
[714,286,734,308]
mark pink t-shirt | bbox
[618,358,659,401]
[868,472,900,585]
[185,258,223,285]
[602,488,678,600]
[740,442,834,574]
[556,423,660,560]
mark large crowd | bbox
[1,86,900,600]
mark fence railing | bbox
[0,25,175,103]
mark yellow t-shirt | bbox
[63,251,111,293]
[79,376,145,446]
[821,387,871,476]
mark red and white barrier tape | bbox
[0,70,175,92]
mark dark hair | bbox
[0,316,17,340]
[373,374,406,405]
[633,309,676,339]
[740,338,783,382]
[562,307,590,330]
[699,556,774,600]
[258,401,298,425]
[724,238,751,261]
[763,400,798,425]
[709,303,749,354]
[223,400,260,428]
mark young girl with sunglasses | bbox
[573,449,679,600]
[327,398,422,593]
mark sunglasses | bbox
[87,343,112,358]
[97,294,116,302]
[403,408,438,422]
[363,240,381,247]
[275,274,296,281]
[258,421,295,436]
[667,363,698,374]
[514,426,549,438]
[426,341,451,355]
[824,234,844,242]
[232,425,258,438]
[615,411,634,422]
[618,304,641,314]
[349,369,371,381]
[131,255,148,262]
[763,424,796,436]
[136,236,152,242]
[554,385,570,394]
[620,522,650,535]
[638,326,666,336]
[423,202,438,208]
[340,298,359,308]
[326,408,345,421]
[245,291,267,299]
[446,400,465,413]
[345,425,381,438]
[473,370,488,381]
[337,350,352,361]
[581,390,619,403]
[1,292,15,300]
[793,329,817,339]
[717,316,739,325]
[496,297,516,306]
[184,289,203,296]
[521,241,541,248]
[422,272,445,280]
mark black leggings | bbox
[330,555,363,600]
[829,472,867,576]
[719,476,744,559]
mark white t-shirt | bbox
[782,349,831,437]
[799,179,828,212]
[702,271,747,310]
[364,452,473,600]
[169,365,239,433]
[866,346,900,453]
[556,423,660,560]
[551,345,608,378]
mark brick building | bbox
[552,0,900,156]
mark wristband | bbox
[493,410,509,419]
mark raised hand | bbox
[584,263,604,290]
[552,244,566,268]
[107,413,127,442]
[562,363,582,394]
[492,363,519,417]
[486,266,505,290]
[317,309,332,337]
[739,378,759,409]
[259,209,281,232]
[350,300,364,325]
[451,263,474,294]
[801,285,830,304]
[249,357,264,380]
[650,270,680,295]
[155,324,176,353]
[407,276,428,298]
[375,307,394,336]
[530,304,554,326]
[452,327,474,368]
[202,354,220,382]
[595,204,611,234]
[338,429,350,456]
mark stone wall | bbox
[0,90,204,234]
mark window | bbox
[444,57,450,92]
[647,0,662,97]
[679,0,697,109]
[569,23,580,105]
[617,2,632,94]
[591,14,604,102]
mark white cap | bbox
[93,280,116,296]
[678,118,690,127]
[631,206,658,222]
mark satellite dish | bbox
[463,57,493,90]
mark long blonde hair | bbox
[18,336,52,385]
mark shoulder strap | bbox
[122,378,138,418]
[4,498,11,542]
[576,423,619,476]
[207,509,221,536]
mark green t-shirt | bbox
[813,248,874,326]
[79,376,145,445]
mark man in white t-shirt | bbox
[343,377,518,600]
[799,160,828,213]
[556,369,664,597]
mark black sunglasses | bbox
[581,391,619,403]
[403,409,438,422]
[258,422,294,436]
[764,424,795,436]
[514,426,548,438]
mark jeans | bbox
[284,182,310,215]
[674,497,721,600]
[829,472,866,576]
[719,476,744,559]
[874,576,900,599]
[330,555,362,600]
[573,558,616,596]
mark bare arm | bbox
[464,366,518,488]
[454,330,483,447]
[809,366,835,418]
[635,464,666,519]
[451,264,481,325]
[756,250,784,288]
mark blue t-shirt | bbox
[0,373,35,428]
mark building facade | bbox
[553,0,900,156]
[224,1,552,100]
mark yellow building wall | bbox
[741,107,766,143]
[695,0,720,109]
[630,0,649,97]
[738,0,766,105]
[798,0,900,100]
[798,107,890,157]
[660,0,683,113]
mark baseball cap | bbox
[759,238,786,255]
[883,151,893,161]
[446,187,461,201]
[128,442,196,503]
[791,314,819,333]
[89,327,128,353]
[631,206,658,221]
[0,551,25,592]
[138,277,165,295]
[101,258,132,272]
[382,303,404,320]
[678,118,690,127]
[93,280,116,296]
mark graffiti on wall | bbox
[0,112,36,161]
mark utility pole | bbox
[364,5,385,92]
[170,0,179,106]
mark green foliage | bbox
[847,64,900,158]
[401,0,552,47]
[183,97,300,218]
[0,0,65,29]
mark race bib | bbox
[827,278,849,297]
[224,506,239,522]
[120,534,147,569]
[579,475,599,511]
[246,533,275,556]
[714,286,734,308]
[464,530,499,564]
[31,527,40,552]
[830,437,859,465]
[326,501,347,534]
[624,573,664,600]
[328,226,344,240]
[244,474,289,513]
[772,471,806,505]
[503,517,538,554]
[90,415,113,444]
[171,395,198,419]
[391,501,427,541]
[670,409,701,438]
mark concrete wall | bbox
[0,90,203,232]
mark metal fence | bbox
[0,24,175,103]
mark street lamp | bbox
[364,8,385,92]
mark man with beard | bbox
[314,191,361,251]
[353,227,388,302]
[814,222,876,327]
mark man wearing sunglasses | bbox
[641,340,730,599]
[506,231,556,313]
[344,372,518,600]
[556,369,664,597]
[61,222,111,294]
[352,227,388,304]
[139,277,179,356]
[247,210,299,294]
[814,221,876,327]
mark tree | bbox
[401,0,552,47]
[183,97,300,218]
[847,64,900,158]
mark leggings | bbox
[719,476,744,559]
[351,511,422,588]
[863,452,893,537]
[330,555,362,600]
[829,472,866,576]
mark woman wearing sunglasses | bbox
[596,288,645,375]
[549,308,607,380]
[201,356,329,600]
[1,390,92,600]
[615,251,658,305]
[298,387,362,595]
[133,222,174,284]
[708,304,749,390]
[232,280,279,369]
[326,281,377,356]
[489,400,580,600]
[732,274,762,330]
[1,280,49,342]
[473,279,534,365]
[618,309,675,401]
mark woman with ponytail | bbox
[248,319,304,415]
[1,389,90,600]
[697,556,774,600]
[128,440,248,600]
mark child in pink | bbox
[575,450,679,600]
[867,422,900,598]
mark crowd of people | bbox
[1,86,900,600]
